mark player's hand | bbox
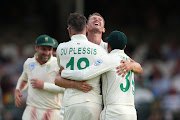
[74,81,93,93]
[31,79,44,89]
[14,89,22,107]
[116,60,133,77]
[59,66,64,75]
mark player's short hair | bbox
[67,13,87,32]
[88,12,105,25]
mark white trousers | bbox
[22,106,61,120]
[64,102,102,120]
[100,105,137,120]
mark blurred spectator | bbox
[148,64,171,98]
[135,75,154,120]
[171,57,180,77]
[0,87,3,120]
[162,38,180,61]
[171,75,180,93]
[145,40,163,61]
[162,88,180,120]
[148,101,164,120]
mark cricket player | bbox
[52,37,58,57]
[87,13,142,76]
[61,31,139,120]
[16,35,91,120]
[14,35,64,120]
[56,13,107,120]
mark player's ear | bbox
[107,44,112,53]
[35,45,38,51]
[102,28,106,33]
[86,25,88,33]
[68,27,71,35]
[123,45,126,50]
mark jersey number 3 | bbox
[120,71,135,95]
[66,57,89,70]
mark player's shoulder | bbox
[49,56,59,69]
[119,53,130,62]
[56,41,71,52]
[121,52,130,59]
[50,56,57,62]
[23,57,36,69]
[58,41,71,47]
[24,57,35,65]
[88,41,107,52]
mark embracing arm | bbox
[116,58,143,77]
[129,58,143,74]
[61,56,115,81]
[55,72,92,93]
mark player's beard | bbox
[88,25,103,34]
[38,53,51,63]
[88,28,102,34]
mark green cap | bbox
[105,31,127,50]
[51,38,58,48]
[36,35,55,47]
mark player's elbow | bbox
[137,66,143,74]
[139,67,143,74]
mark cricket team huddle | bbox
[14,12,143,120]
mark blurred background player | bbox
[51,37,59,57]
[14,35,64,120]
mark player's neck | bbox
[35,54,46,65]
[36,58,45,65]
[87,32,102,45]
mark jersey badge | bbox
[29,62,35,71]
[94,59,103,66]
[46,64,50,71]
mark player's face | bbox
[36,46,53,63]
[87,15,105,33]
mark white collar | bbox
[71,34,88,41]
[109,49,125,55]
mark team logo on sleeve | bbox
[94,59,103,66]
[29,62,35,71]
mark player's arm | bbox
[61,55,116,81]
[31,78,65,93]
[15,71,28,107]
[116,57,143,77]
[55,70,93,93]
